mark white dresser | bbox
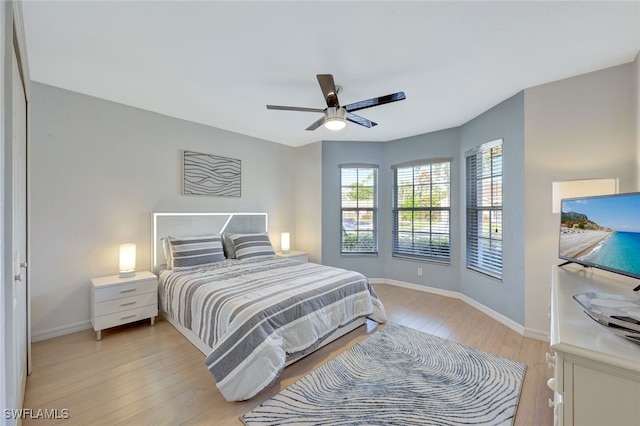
[549,265,640,426]
[91,271,158,340]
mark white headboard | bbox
[152,212,268,271]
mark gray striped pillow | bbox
[168,234,225,270]
[229,233,275,260]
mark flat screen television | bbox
[559,192,640,289]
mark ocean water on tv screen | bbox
[580,231,640,277]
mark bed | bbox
[152,212,387,401]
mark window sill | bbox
[392,254,450,265]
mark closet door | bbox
[8,27,28,413]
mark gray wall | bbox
[320,63,639,336]
[381,128,461,290]
[321,140,385,278]
[294,141,323,263]
[523,62,638,334]
[459,92,525,325]
[29,83,297,340]
[321,129,460,288]
[321,99,523,325]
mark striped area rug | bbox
[241,323,526,426]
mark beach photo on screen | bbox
[559,193,640,277]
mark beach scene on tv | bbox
[559,194,640,277]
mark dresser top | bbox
[551,264,640,372]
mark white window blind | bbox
[466,140,503,279]
[340,165,378,254]
[392,159,451,262]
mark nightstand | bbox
[90,271,158,340]
[277,250,308,263]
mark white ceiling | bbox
[20,1,640,147]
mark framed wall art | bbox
[182,150,241,197]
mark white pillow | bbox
[161,237,172,269]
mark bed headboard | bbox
[152,212,268,272]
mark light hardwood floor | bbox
[22,284,553,425]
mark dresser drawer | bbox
[92,304,158,331]
[94,292,157,317]
[94,279,156,303]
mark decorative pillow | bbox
[168,234,225,270]
[221,233,238,259]
[229,233,275,260]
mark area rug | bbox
[241,323,526,426]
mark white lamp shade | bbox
[552,178,619,213]
[280,232,290,254]
[119,243,136,277]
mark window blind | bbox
[392,160,451,262]
[466,140,503,279]
[340,166,378,254]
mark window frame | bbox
[391,158,452,263]
[339,164,378,255]
[465,139,503,280]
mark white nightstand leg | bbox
[96,330,102,341]
[150,316,155,326]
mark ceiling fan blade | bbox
[267,105,325,113]
[346,112,377,128]
[317,74,340,108]
[305,115,326,131]
[344,91,406,113]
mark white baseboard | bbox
[370,278,549,342]
[523,327,550,342]
[31,320,92,343]
[32,282,550,344]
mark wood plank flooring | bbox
[22,284,554,425]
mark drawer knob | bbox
[545,352,556,368]
[120,288,136,294]
[120,301,136,307]
[546,377,557,391]
[120,314,136,320]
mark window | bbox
[466,140,503,279]
[392,159,451,262]
[340,164,378,254]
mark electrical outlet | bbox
[417,267,423,276]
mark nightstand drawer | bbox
[94,279,156,303]
[94,292,157,317]
[91,271,158,340]
[92,304,158,331]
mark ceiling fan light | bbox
[324,107,346,131]
[325,117,346,131]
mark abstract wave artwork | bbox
[183,151,241,197]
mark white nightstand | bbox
[277,250,308,263]
[90,271,158,340]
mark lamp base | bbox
[119,270,136,278]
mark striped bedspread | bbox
[158,256,386,401]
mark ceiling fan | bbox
[266,74,406,131]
